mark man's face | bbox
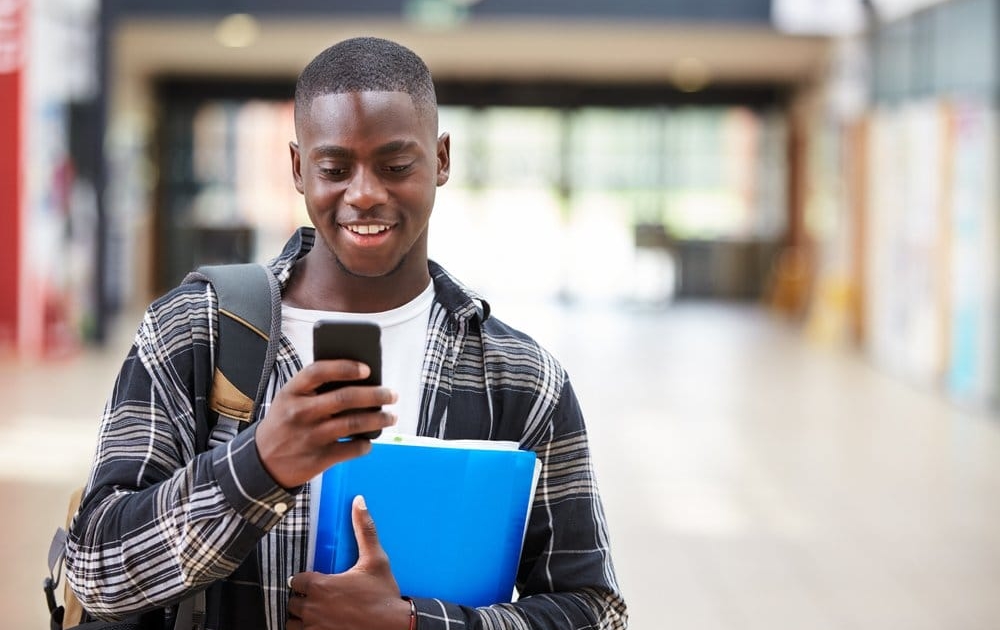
[290,91,450,279]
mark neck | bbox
[284,248,431,313]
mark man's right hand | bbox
[254,359,398,488]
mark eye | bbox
[318,165,349,178]
[385,163,413,175]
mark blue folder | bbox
[314,437,540,608]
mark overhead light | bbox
[404,0,470,29]
[215,13,260,48]
[671,57,711,93]
[771,0,865,35]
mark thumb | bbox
[351,495,386,567]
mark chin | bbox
[335,255,406,279]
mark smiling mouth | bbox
[343,224,391,235]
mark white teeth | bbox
[347,224,388,235]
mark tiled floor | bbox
[5,301,1000,628]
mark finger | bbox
[312,409,397,444]
[313,385,398,415]
[352,495,387,567]
[297,359,371,393]
[272,385,397,433]
[287,571,319,597]
[298,431,374,467]
[287,593,304,620]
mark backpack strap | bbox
[184,263,281,434]
[45,488,83,628]
[178,262,279,628]
[173,592,207,630]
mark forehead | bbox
[298,91,433,146]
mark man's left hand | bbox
[287,495,412,630]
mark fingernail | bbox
[287,575,294,589]
[356,495,367,510]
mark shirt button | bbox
[274,502,288,515]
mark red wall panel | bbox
[0,1,25,352]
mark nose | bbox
[343,166,388,210]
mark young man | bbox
[66,36,627,630]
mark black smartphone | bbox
[312,320,383,440]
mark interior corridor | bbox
[4,300,1000,629]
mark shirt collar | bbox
[267,226,491,323]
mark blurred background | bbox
[3,0,1000,627]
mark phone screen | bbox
[312,320,382,439]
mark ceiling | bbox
[114,17,833,89]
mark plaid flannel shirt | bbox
[66,227,627,630]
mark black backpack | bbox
[44,263,280,630]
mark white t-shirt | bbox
[281,281,435,437]
[281,282,434,569]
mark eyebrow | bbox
[312,140,418,159]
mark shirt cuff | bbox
[212,425,298,529]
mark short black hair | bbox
[294,36,437,128]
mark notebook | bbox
[313,435,541,607]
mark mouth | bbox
[340,223,393,243]
[343,223,392,236]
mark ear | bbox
[435,132,451,187]
[290,141,304,194]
